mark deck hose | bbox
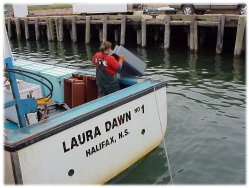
[4,68,53,100]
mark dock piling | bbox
[114,29,119,43]
[14,18,21,41]
[7,18,12,39]
[71,16,77,42]
[120,15,126,46]
[142,18,147,47]
[99,28,103,42]
[193,19,198,53]
[102,15,107,42]
[49,18,55,41]
[136,29,142,45]
[234,16,246,57]
[46,18,52,41]
[24,18,30,40]
[163,15,170,49]
[216,15,225,54]
[58,17,64,42]
[189,16,195,51]
[85,16,91,44]
[34,18,40,41]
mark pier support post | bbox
[154,27,159,42]
[7,18,12,39]
[114,29,119,43]
[46,18,52,41]
[49,18,55,41]
[24,18,30,40]
[34,18,40,41]
[120,15,126,46]
[141,18,147,47]
[193,19,198,53]
[71,16,77,42]
[163,15,170,49]
[85,16,91,44]
[189,16,195,51]
[58,17,64,42]
[14,18,21,40]
[137,29,142,45]
[234,16,246,57]
[216,15,225,54]
[102,15,107,42]
[55,18,59,41]
[99,28,103,42]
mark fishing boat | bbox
[4,29,167,184]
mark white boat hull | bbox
[5,85,167,184]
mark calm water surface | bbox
[10,39,246,184]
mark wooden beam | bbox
[141,18,146,47]
[102,15,107,42]
[164,15,170,49]
[85,16,91,44]
[71,16,77,42]
[58,17,64,42]
[14,18,21,40]
[216,15,225,54]
[234,16,246,56]
[120,15,126,46]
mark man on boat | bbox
[92,41,125,97]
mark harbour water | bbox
[9,39,246,184]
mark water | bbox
[9,39,246,184]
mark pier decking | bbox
[5,14,246,56]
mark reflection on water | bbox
[9,39,246,184]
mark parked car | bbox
[169,3,246,15]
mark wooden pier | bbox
[5,14,246,56]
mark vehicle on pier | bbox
[169,3,247,15]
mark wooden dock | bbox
[5,14,246,56]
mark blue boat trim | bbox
[4,81,166,152]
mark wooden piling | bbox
[102,15,107,42]
[141,18,146,47]
[49,18,55,41]
[120,15,126,46]
[99,28,103,42]
[71,16,77,42]
[137,29,142,45]
[55,18,59,41]
[34,18,40,41]
[85,16,91,44]
[189,16,194,51]
[14,18,21,40]
[163,15,170,49]
[193,19,198,53]
[58,17,64,42]
[24,18,30,40]
[7,18,12,39]
[114,29,119,43]
[216,15,225,54]
[46,18,52,41]
[234,16,246,56]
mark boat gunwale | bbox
[4,80,167,152]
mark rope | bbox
[153,84,174,184]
